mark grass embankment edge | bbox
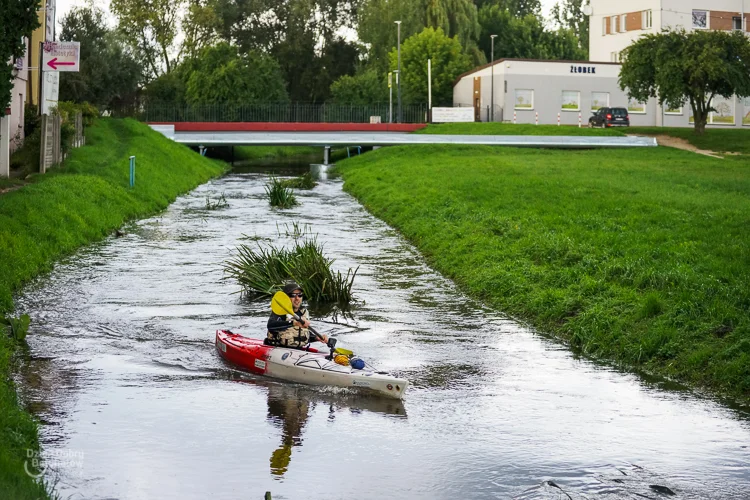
[338,143,750,406]
[0,118,227,498]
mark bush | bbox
[265,177,298,208]
[279,172,317,190]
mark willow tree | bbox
[619,30,750,135]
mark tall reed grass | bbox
[280,172,317,190]
[224,237,357,304]
[265,177,298,208]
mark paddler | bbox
[266,282,328,348]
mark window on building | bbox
[733,16,742,30]
[690,97,734,125]
[621,15,627,32]
[611,16,618,32]
[602,17,608,35]
[591,92,610,111]
[628,97,646,114]
[562,91,580,111]
[692,10,708,29]
[515,89,534,110]
[743,97,750,125]
[664,104,683,115]
[611,51,620,62]
[643,10,653,29]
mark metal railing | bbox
[132,103,430,124]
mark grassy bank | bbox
[0,118,226,498]
[628,127,750,155]
[339,144,750,403]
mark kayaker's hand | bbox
[293,319,311,329]
[318,334,328,343]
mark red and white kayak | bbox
[215,330,408,399]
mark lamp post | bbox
[395,20,402,123]
[490,34,497,123]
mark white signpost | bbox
[431,107,475,123]
[42,42,80,72]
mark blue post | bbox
[357,146,362,155]
[129,156,135,187]
[347,147,350,158]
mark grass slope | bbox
[340,144,750,403]
[0,118,226,498]
[628,127,750,155]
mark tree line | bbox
[57,0,591,110]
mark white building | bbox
[451,0,750,127]
[1,40,30,178]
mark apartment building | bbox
[590,0,750,62]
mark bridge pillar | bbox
[324,146,330,165]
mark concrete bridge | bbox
[149,122,658,163]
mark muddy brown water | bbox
[13,161,750,499]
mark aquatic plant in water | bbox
[265,177,298,208]
[224,237,357,305]
[279,172,317,190]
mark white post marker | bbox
[578,112,582,128]
[535,112,539,126]
[558,113,561,126]
[42,41,81,72]
[513,111,517,124]
[427,59,432,122]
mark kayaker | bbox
[266,282,328,348]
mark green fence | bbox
[134,103,429,124]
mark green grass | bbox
[0,118,226,498]
[234,146,321,161]
[279,172,317,190]
[339,144,750,403]
[417,122,626,136]
[628,127,750,155]
[265,177,298,208]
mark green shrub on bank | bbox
[279,172,317,190]
[339,144,750,403]
[224,237,358,305]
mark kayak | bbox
[215,330,408,399]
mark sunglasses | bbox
[288,293,304,298]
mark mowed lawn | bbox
[340,144,750,402]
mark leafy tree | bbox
[357,0,425,72]
[329,67,389,104]
[477,5,585,62]
[551,0,589,58]
[388,27,472,106]
[1,0,40,117]
[184,43,289,104]
[476,0,541,18]
[620,30,750,134]
[59,6,142,110]
[111,0,185,80]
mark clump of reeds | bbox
[265,177,298,208]
[279,172,317,190]
[205,193,229,210]
[224,237,357,305]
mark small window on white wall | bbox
[562,91,580,111]
[620,15,627,32]
[664,104,683,115]
[611,16,618,32]
[643,10,653,29]
[602,17,607,35]
[628,97,646,114]
[515,89,534,109]
[591,92,609,111]
[692,10,708,29]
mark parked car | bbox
[589,107,630,128]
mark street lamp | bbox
[395,20,402,123]
[490,34,497,122]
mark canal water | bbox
[14,160,750,499]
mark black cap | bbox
[282,282,302,295]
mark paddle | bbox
[270,291,353,356]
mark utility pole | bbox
[395,20,402,123]
[490,34,497,123]
[388,72,393,123]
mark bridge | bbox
[149,122,658,163]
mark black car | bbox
[589,107,630,128]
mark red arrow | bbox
[47,57,76,70]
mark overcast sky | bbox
[55,0,561,30]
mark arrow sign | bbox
[46,58,76,70]
[41,42,80,72]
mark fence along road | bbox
[151,126,658,149]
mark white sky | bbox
[55,0,561,30]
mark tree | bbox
[110,0,185,80]
[551,0,589,58]
[357,0,425,72]
[184,43,289,104]
[388,27,472,106]
[59,6,142,110]
[329,67,389,105]
[620,30,750,134]
[476,0,542,18]
[1,0,40,117]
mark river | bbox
[14,160,750,499]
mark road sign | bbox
[42,42,80,72]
